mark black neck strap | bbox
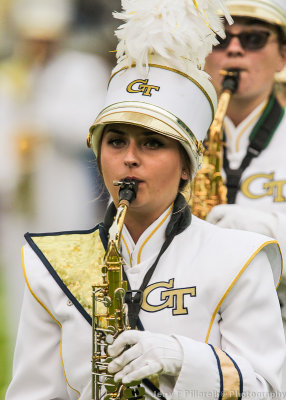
[223,93,284,204]
[124,193,191,329]
[103,193,192,329]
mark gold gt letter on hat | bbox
[126,79,160,97]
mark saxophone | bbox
[91,179,145,400]
[190,69,240,219]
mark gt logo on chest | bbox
[241,173,286,202]
[141,278,196,315]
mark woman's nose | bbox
[123,141,140,167]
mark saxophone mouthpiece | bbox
[220,69,240,94]
[113,179,139,204]
[113,180,123,186]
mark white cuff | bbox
[171,336,221,400]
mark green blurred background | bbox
[0,265,12,398]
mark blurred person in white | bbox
[0,0,110,340]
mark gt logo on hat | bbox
[127,79,160,96]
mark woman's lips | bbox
[122,177,144,183]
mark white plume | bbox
[113,0,232,75]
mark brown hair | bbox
[178,145,191,191]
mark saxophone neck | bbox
[209,69,241,139]
[210,90,232,138]
[106,202,128,257]
[105,180,139,257]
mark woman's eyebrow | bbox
[143,131,158,136]
[106,128,125,135]
[106,128,158,136]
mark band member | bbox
[204,0,286,269]
[5,1,285,399]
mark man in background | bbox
[205,0,286,270]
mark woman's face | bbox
[100,124,188,219]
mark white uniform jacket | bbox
[6,209,285,400]
[223,101,286,266]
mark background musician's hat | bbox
[10,0,74,41]
[88,0,232,179]
[218,0,286,37]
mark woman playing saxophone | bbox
[5,1,285,399]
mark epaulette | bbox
[25,226,107,321]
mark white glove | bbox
[206,204,278,238]
[107,330,183,384]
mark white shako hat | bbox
[217,0,286,34]
[10,0,74,41]
[88,0,232,179]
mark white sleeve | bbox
[171,250,285,400]
[5,285,69,400]
[273,211,286,277]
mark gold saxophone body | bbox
[190,70,240,219]
[91,180,145,400]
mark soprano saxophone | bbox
[91,179,145,400]
[190,69,240,219]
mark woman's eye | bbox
[108,138,125,148]
[144,139,163,149]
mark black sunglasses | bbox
[214,30,272,51]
